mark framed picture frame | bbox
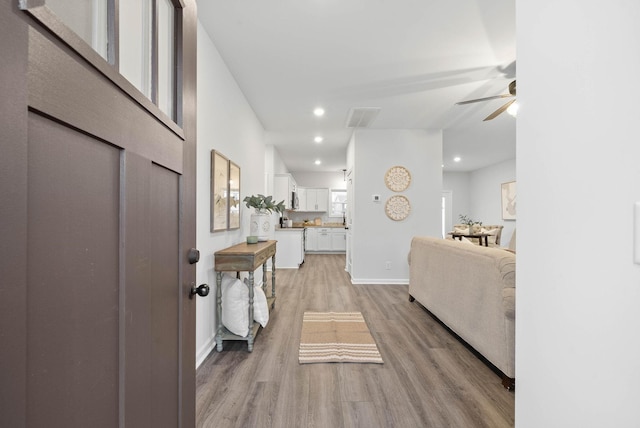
[228,161,241,230]
[501,181,517,220]
[211,150,229,232]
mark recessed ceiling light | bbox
[314,159,321,165]
[454,157,461,162]
[313,107,325,117]
[314,136,323,143]
[507,102,519,117]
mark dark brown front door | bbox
[0,1,198,427]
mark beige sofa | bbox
[408,236,515,388]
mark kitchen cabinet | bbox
[298,187,328,212]
[305,227,317,251]
[331,229,346,251]
[273,174,296,210]
[316,228,332,251]
[297,188,307,211]
[305,227,346,252]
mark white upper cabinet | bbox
[297,188,307,211]
[273,174,296,210]
[299,188,328,212]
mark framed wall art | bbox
[501,181,516,220]
[211,150,242,232]
[228,161,241,230]
[211,150,229,232]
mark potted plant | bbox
[459,214,482,234]
[243,194,285,241]
[243,194,285,214]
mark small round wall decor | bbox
[385,166,411,192]
[385,195,411,221]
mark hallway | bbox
[196,254,514,427]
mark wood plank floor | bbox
[196,254,514,428]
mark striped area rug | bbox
[299,311,383,364]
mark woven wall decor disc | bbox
[385,195,411,221]
[385,166,411,192]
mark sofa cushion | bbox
[453,226,470,234]
[481,227,499,245]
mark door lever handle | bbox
[189,283,210,299]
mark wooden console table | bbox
[214,240,276,352]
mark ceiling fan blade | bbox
[456,94,513,105]
[483,98,517,121]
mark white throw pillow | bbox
[245,278,269,327]
[481,227,498,235]
[221,274,249,337]
[481,228,498,244]
[460,236,474,245]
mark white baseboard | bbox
[349,278,409,285]
[196,334,217,368]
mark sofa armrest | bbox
[498,255,516,319]
[502,288,515,320]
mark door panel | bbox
[27,113,120,427]
[149,163,180,427]
[27,27,183,173]
[123,155,182,428]
[0,4,29,428]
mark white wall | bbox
[443,122,516,172]
[443,171,470,224]
[443,158,516,246]
[292,171,345,190]
[469,158,516,246]
[195,21,267,367]
[517,1,640,426]
[350,129,442,284]
[265,144,289,192]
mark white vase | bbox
[250,210,272,241]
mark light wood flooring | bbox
[196,254,514,427]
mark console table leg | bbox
[215,271,224,352]
[247,270,255,352]
[271,254,276,307]
[262,262,267,290]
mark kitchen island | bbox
[275,223,347,268]
[274,227,305,268]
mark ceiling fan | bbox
[456,80,516,121]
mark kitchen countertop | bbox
[298,222,346,228]
[277,223,346,230]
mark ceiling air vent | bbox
[345,107,381,128]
